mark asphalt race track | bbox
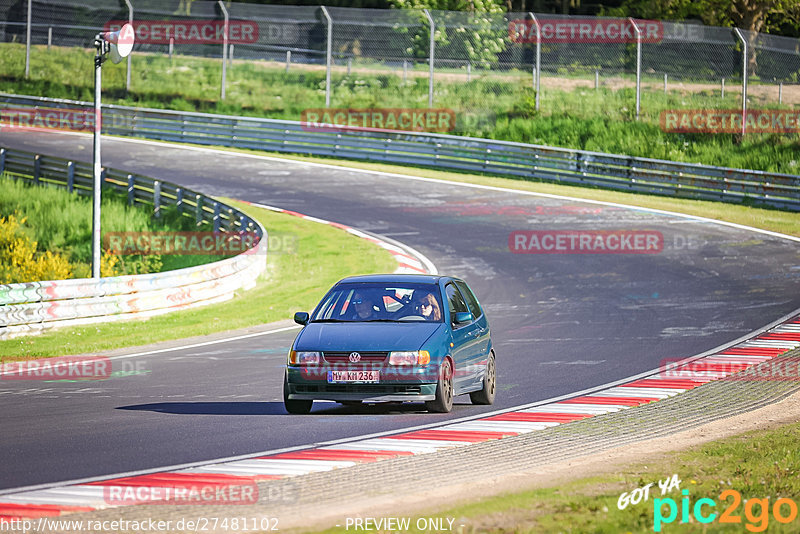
[2,129,799,491]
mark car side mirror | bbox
[454,311,473,325]
[294,312,309,325]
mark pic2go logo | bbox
[654,489,798,532]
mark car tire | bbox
[470,351,496,405]
[283,371,312,415]
[426,358,454,413]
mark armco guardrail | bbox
[1,93,799,211]
[0,146,267,340]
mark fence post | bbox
[779,81,783,104]
[33,154,40,185]
[67,161,75,193]
[595,69,599,90]
[321,6,333,108]
[424,9,435,107]
[153,180,161,219]
[124,0,133,92]
[721,78,725,98]
[47,27,52,50]
[218,0,229,100]
[169,37,174,59]
[347,57,351,76]
[0,149,5,174]
[25,0,31,79]
[629,18,641,121]
[127,174,134,205]
[176,187,183,213]
[229,44,234,67]
[195,194,203,225]
[733,28,747,136]
[528,12,541,111]
[664,73,667,94]
[213,202,221,232]
[286,50,291,73]
[403,59,408,83]
[466,62,471,82]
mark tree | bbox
[387,0,508,68]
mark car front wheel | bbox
[426,358,454,413]
[283,371,312,414]
[470,351,496,405]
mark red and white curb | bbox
[2,313,799,520]
[240,202,438,276]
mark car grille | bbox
[323,351,388,363]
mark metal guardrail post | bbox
[195,194,203,225]
[176,187,183,213]
[67,161,74,193]
[25,0,31,79]
[321,6,333,108]
[33,154,40,184]
[286,50,291,73]
[213,202,221,232]
[218,1,229,101]
[127,174,134,205]
[124,0,133,92]
[733,28,748,136]
[0,149,6,174]
[227,208,235,231]
[153,180,161,219]
[424,9,435,108]
[528,12,541,111]
[629,18,641,121]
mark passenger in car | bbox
[417,292,442,321]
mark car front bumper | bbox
[286,366,437,402]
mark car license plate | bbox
[327,370,380,383]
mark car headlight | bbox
[288,350,321,365]
[389,350,430,365]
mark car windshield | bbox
[311,283,444,323]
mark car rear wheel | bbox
[426,359,454,413]
[470,351,496,405]
[283,371,312,414]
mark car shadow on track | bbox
[117,401,475,416]
[117,402,287,415]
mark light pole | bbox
[92,24,134,278]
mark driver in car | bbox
[351,292,380,320]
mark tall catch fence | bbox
[2,0,799,123]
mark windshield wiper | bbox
[311,318,347,323]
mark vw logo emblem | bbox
[349,352,361,362]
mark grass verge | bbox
[309,421,800,533]
[0,174,212,278]
[2,43,798,173]
[0,199,397,360]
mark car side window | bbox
[445,283,469,326]
[454,281,482,319]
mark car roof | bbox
[335,273,445,285]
